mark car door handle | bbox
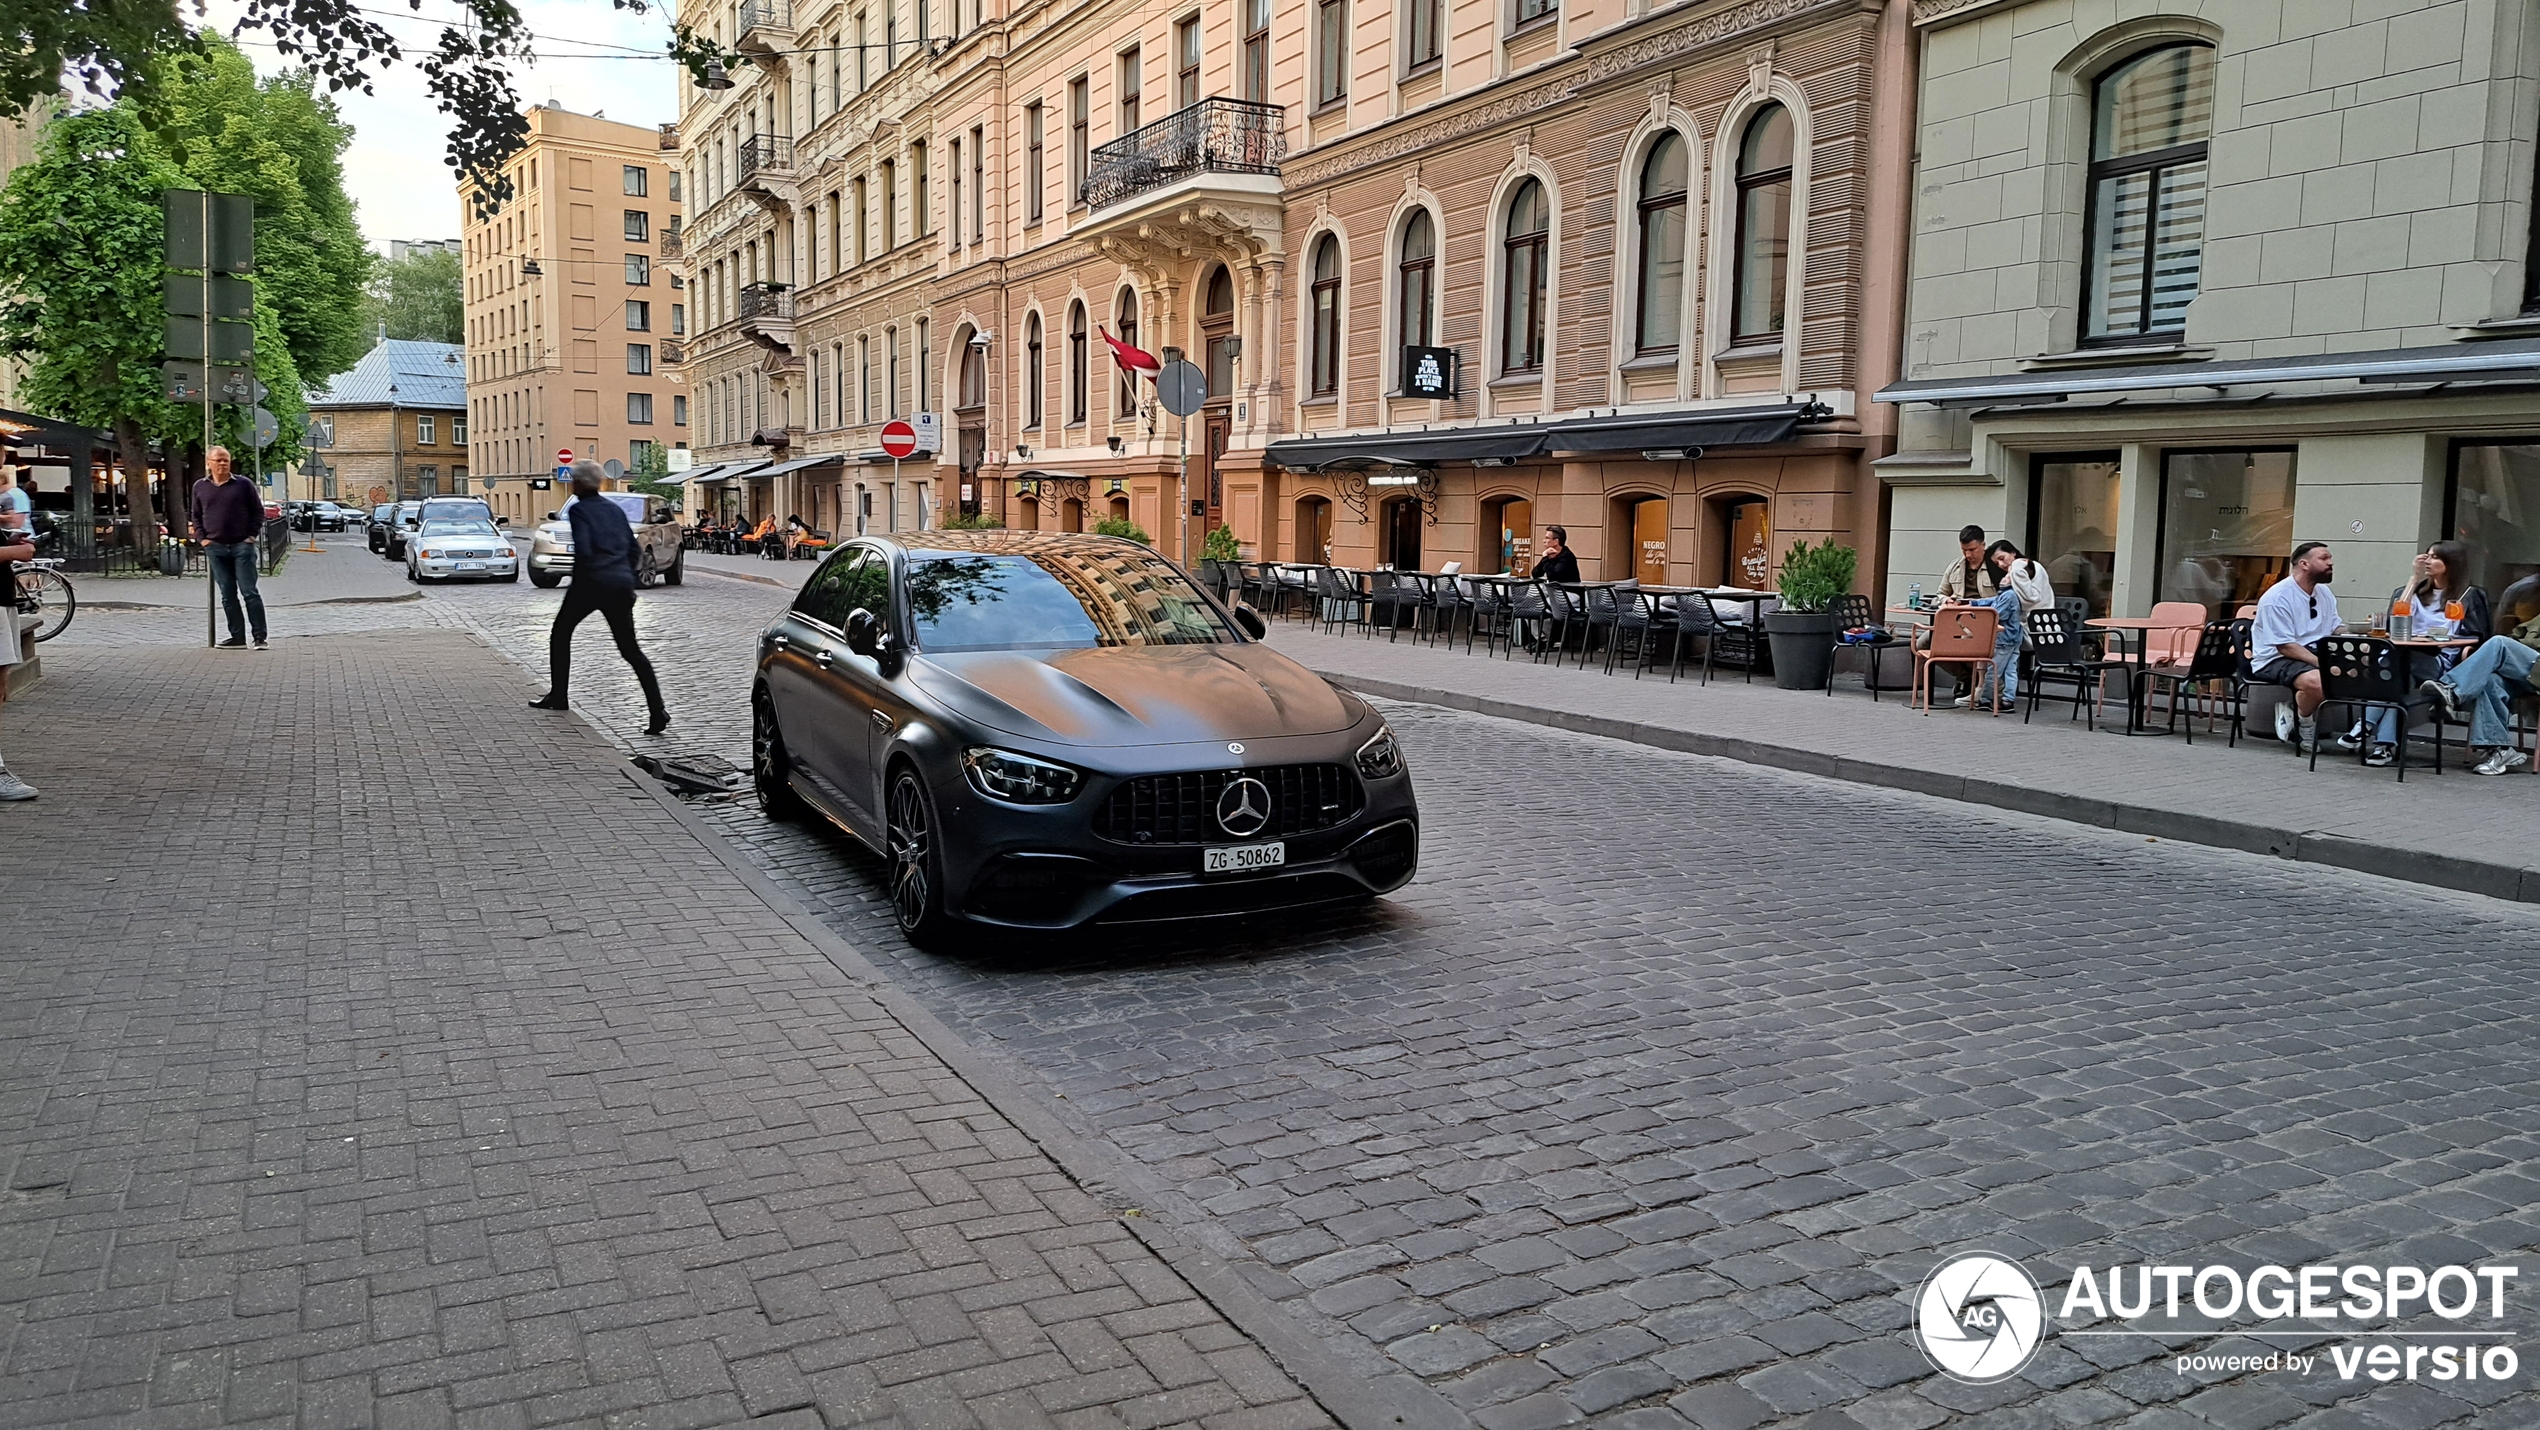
[770,633,791,649]
[870,709,892,730]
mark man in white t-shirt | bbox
[2245,541,2343,754]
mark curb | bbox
[1317,670,2540,906]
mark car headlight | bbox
[962,747,1083,804]
[418,548,439,559]
[1355,726,1403,780]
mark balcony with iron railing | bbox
[737,134,792,185]
[1082,98,1286,211]
[737,282,795,356]
[736,0,792,59]
[658,227,684,260]
[659,341,686,366]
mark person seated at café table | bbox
[2247,541,2345,757]
[2339,540,2491,759]
[747,514,777,554]
[2421,606,2540,776]
[1946,540,2048,710]
[1532,525,1580,585]
[1921,525,2001,707]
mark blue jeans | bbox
[2443,636,2538,747]
[207,540,266,643]
[1979,628,2021,707]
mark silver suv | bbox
[528,492,684,588]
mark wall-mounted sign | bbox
[1401,346,1458,400]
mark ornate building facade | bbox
[674,0,1918,589]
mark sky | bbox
[209,0,684,252]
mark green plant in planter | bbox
[1775,538,1858,614]
[940,512,1003,530]
[1202,524,1243,562]
[1093,515,1153,545]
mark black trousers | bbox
[549,581,665,715]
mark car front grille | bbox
[1093,763,1363,845]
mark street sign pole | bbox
[201,190,213,648]
[1152,361,1209,565]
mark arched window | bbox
[1502,179,1548,374]
[1732,106,1793,342]
[1114,287,1140,417]
[2086,44,2215,340]
[1309,236,1341,397]
[1067,302,1088,424]
[1398,210,1435,358]
[1635,134,1689,354]
[959,336,985,409]
[1202,267,1237,397]
[1025,312,1044,429]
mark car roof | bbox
[866,531,1156,559]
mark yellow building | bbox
[460,104,690,526]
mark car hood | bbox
[909,643,1361,747]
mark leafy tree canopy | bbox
[360,246,464,345]
[3,3,724,210]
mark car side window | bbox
[794,548,865,629]
[842,548,892,628]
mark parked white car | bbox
[528,493,684,588]
[405,516,520,583]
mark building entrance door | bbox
[1725,498,1772,589]
[1632,498,1669,585]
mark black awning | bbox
[0,406,111,452]
[1266,425,1550,469]
[1543,403,1805,453]
[1267,403,1807,470]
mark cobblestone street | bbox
[22,550,2540,1428]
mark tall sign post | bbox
[164,189,255,643]
[1154,361,1208,564]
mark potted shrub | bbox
[1093,515,1154,545]
[1762,537,1858,690]
[1202,524,1243,562]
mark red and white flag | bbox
[1098,325,1160,375]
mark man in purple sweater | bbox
[190,446,268,649]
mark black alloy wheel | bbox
[886,770,949,947]
[752,689,804,821]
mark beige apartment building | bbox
[673,0,1922,588]
[461,105,690,527]
[1879,0,2540,624]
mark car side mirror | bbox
[1232,604,1267,639]
[844,607,882,658]
[544,511,558,521]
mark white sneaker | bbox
[0,771,36,801]
[2474,748,2518,776]
[2274,703,2299,744]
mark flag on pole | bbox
[1098,326,1160,375]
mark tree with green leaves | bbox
[0,106,188,546]
[361,247,463,345]
[5,6,723,212]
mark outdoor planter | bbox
[1765,609,1844,690]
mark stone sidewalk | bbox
[0,635,1348,1430]
[1265,623,2540,903]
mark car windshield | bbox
[559,494,648,523]
[421,519,498,538]
[906,548,1234,652]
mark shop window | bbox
[2449,442,2540,612]
[2156,449,2295,618]
[2086,44,2214,342]
[2028,452,2123,619]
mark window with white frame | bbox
[1502,180,1549,373]
[1635,134,1689,355]
[1731,106,1793,342]
[1309,237,1341,397]
[2085,44,2215,341]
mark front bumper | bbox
[415,552,518,578]
[529,547,571,574]
[936,758,1420,930]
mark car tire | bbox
[637,549,658,589]
[530,572,560,589]
[405,563,420,583]
[664,551,684,586]
[753,689,807,823]
[886,767,954,950]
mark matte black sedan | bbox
[752,532,1418,946]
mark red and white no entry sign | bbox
[879,420,918,459]
[556,448,575,465]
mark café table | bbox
[2086,615,2200,736]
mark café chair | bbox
[2312,634,2447,780]
[2142,620,2249,745]
[1671,591,1761,685]
[1316,566,1372,636]
[1914,605,2000,714]
[1824,592,1908,701]
[2021,607,2123,728]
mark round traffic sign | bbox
[556,448,575,465]
[250,405,279,448]
[879,419,919,459]
[1156,360,1208,418]
[602,458,626,480]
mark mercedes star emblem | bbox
[1216,777,1272,838]
[1227,742,1245,754]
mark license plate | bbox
[1204,841,1286,875]
[456,562,483,571]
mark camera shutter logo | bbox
[1216,777,1272,838]
[1915,1253,2045,1383]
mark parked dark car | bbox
[751,532,1418,947]
[365,504,398,553]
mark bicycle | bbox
[13,540,74,643]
